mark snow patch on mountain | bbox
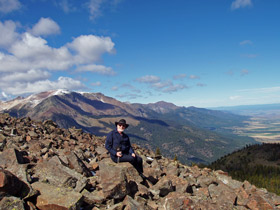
[0,89,72,111]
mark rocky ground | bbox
[0,113,280,210]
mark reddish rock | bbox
[161,192,193,210]
[208,182,237,208]
[65,151,92,177]
[150,175,175,197]
[0,169,29,198]
[122,195,145,210]
[31,182,83,210]
[246,195,274,210]
[99,158,142,200]
[1,114,280,210]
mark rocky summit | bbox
[0,113,280,210]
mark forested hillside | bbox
[208,143,280,195]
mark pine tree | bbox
[155,147,161,156]
[174,154,178,161]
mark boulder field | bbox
[0,113,280,210]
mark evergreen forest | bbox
[208,143,280,195]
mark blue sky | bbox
[0,0,279,108]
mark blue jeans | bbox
[111,153,143,174]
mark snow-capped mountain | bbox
[0,89,255,164]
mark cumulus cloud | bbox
[30,17,61,36]
[0,69,50,84]
[67,35,115,63]
[1,32,73,72]
[231,0,252,10]
[0,20,20,48]
[0,19,115,72]
[0,0,21,14]
[0,18,116,97]
[2,77,85,95]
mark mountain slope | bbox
[0,90,256,164]
[208,143,280,195]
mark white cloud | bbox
[76,64,116,75]
[231,0,252,10]
[136,75,161,83]
[151,81,188,93]
[30,17,61,36]
[87,0,104,20]
[3,77,85,95]
[0,0,21,14]
[1,32,73,72]
[161,84,187,93]
[67,35,115,63]
[86,0,123,20]
[0,20,19,48]
[0,20,115,73]
[56,0,76,13]
[151,81,172,89]
[0,19,116,97]
[136,75,188,93]
[0,69,50,83]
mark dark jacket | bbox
[105,128,134,156]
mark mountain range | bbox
[0,89,256,164]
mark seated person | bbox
[105,119,144,177]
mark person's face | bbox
[117,124,126,132]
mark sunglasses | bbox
[118,124,126,127]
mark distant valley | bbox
[0,90,257,164]
[211,103,280,143]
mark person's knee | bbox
[120,154,134,163]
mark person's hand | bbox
[116,151,122,157]
[131,153,136,157]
